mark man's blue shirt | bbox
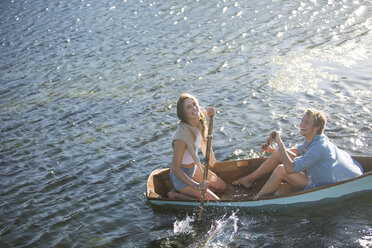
[294,134,363,188]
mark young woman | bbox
[255,108,363,198]
[168,93,226,200]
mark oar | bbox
[199,114,214,219]
[260,139,271,157]
[260,132,277,157]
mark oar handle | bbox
[261,132,277,156]
[199,115,214,219]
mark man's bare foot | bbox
[232,178,253,189]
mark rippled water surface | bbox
[1,0,372,247]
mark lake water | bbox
[1,0,371,247]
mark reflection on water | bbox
[269,40,369,93]
[0,0,371,247]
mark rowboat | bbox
[146,156,372,208]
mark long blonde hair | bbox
[176,93,207,142]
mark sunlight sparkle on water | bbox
[268,39,369,93]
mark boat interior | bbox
[147,156,372,201]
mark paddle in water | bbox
[199,114,214,219]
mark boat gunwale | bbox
[146,156,372,204]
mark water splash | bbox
[203,213,239,247]
[187,213,239,248]
[173,215,195,235]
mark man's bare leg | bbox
[255,165,308,199]
[232,149,296,188]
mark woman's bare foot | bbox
[167,190,198,200]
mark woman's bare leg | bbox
[180,187,220,200]
[192,165,227,193]
[167,188,198,200]
[169,166,224,201]
[207,170,227,193]
[167,187,219,201]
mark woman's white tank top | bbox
[182,132,202,164]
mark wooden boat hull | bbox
[146,156,372,208]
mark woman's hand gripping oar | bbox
[199,113,214,219]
